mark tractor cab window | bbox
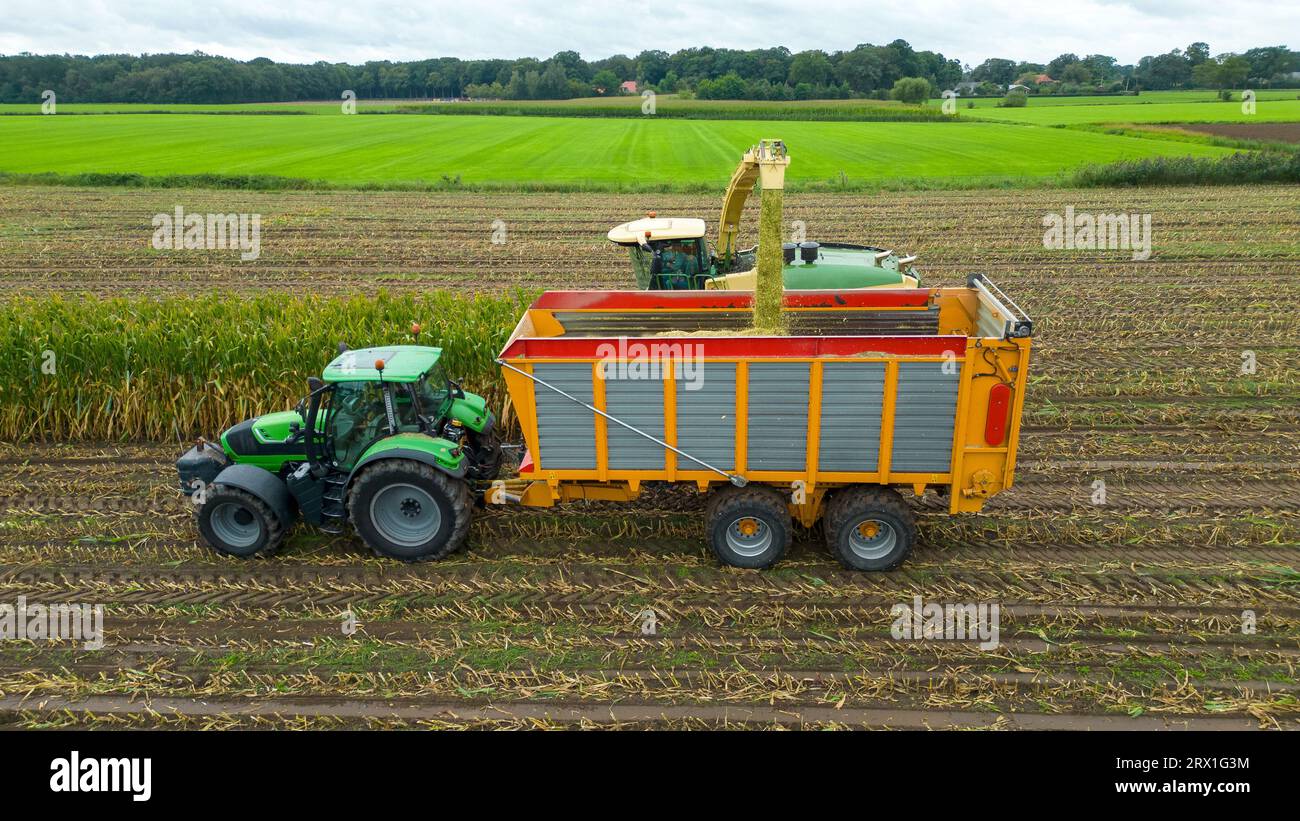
[628,246,654,290]
[414,364,452,420]
[630,239,710,290]
[656,239,704,290]
[391,385,423,433]
[327,381,391,469]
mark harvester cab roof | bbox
[606,217,706,245]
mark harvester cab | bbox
[176,337,502,562]
[608,216,712,290]
[607,139,922,291]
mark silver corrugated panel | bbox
[787,307,939,336]
[818,362,885,472]
[976,307,1005,339]
[602,364,667,470]
[891,361,962,473]
[551,308,938,337]
[553,312,750,336]
[675,362,736,471]
[746,362,810,471]
[532,363,596,470]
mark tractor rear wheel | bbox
[197,485,285,558]
[823,486,915,571]
[705,485,791,569]
[348,460,471,561]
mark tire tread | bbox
[824,485,915,571]
[198,485,285,558]
[706,484,791,569]
[347,460,471,561]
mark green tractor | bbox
[176,339,501,561]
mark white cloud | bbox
[0,0,1293,65]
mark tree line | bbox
[1,42,1295,104]
[970,44,1297,94]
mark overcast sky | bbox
[1,1,1293,66]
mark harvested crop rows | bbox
[1,184,1295,292]
[0,183,1297,729]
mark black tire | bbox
[197,485,284,558]
[705,485,791,570]
[823,486,915,571]
[466,427,504,482]
[348,459,471,561]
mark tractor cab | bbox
[607,216,717,290]
[312,346,458,471]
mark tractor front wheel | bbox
[348,460,471,561]
[197,485,284,558]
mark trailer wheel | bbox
[706,485,791,570]
[197,485,285,558]
[348,460,471,561]
[824,486,915,571]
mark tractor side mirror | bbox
[308,376,325,393]
[337,342,350,355]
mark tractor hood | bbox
[218,410,308,470]
[707,244,920,291]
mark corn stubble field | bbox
[0,183,1297,729]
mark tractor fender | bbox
[212,464,297,529]
[347,448,469,489]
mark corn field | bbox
[0,290,532,441]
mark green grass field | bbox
[962,97,1300,124]
[0,97,906,116]
[958,89,1298,106]
[0,101,365,115]
[398,96,909,111]
[4,90,1297,118]
[0,96,945,122]
[0,112,1236,189]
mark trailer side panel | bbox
[746,362,810,471]
[817,362,885,472]
[532,363,597,470]
[891,361,962,473]
[675,362,737,472]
